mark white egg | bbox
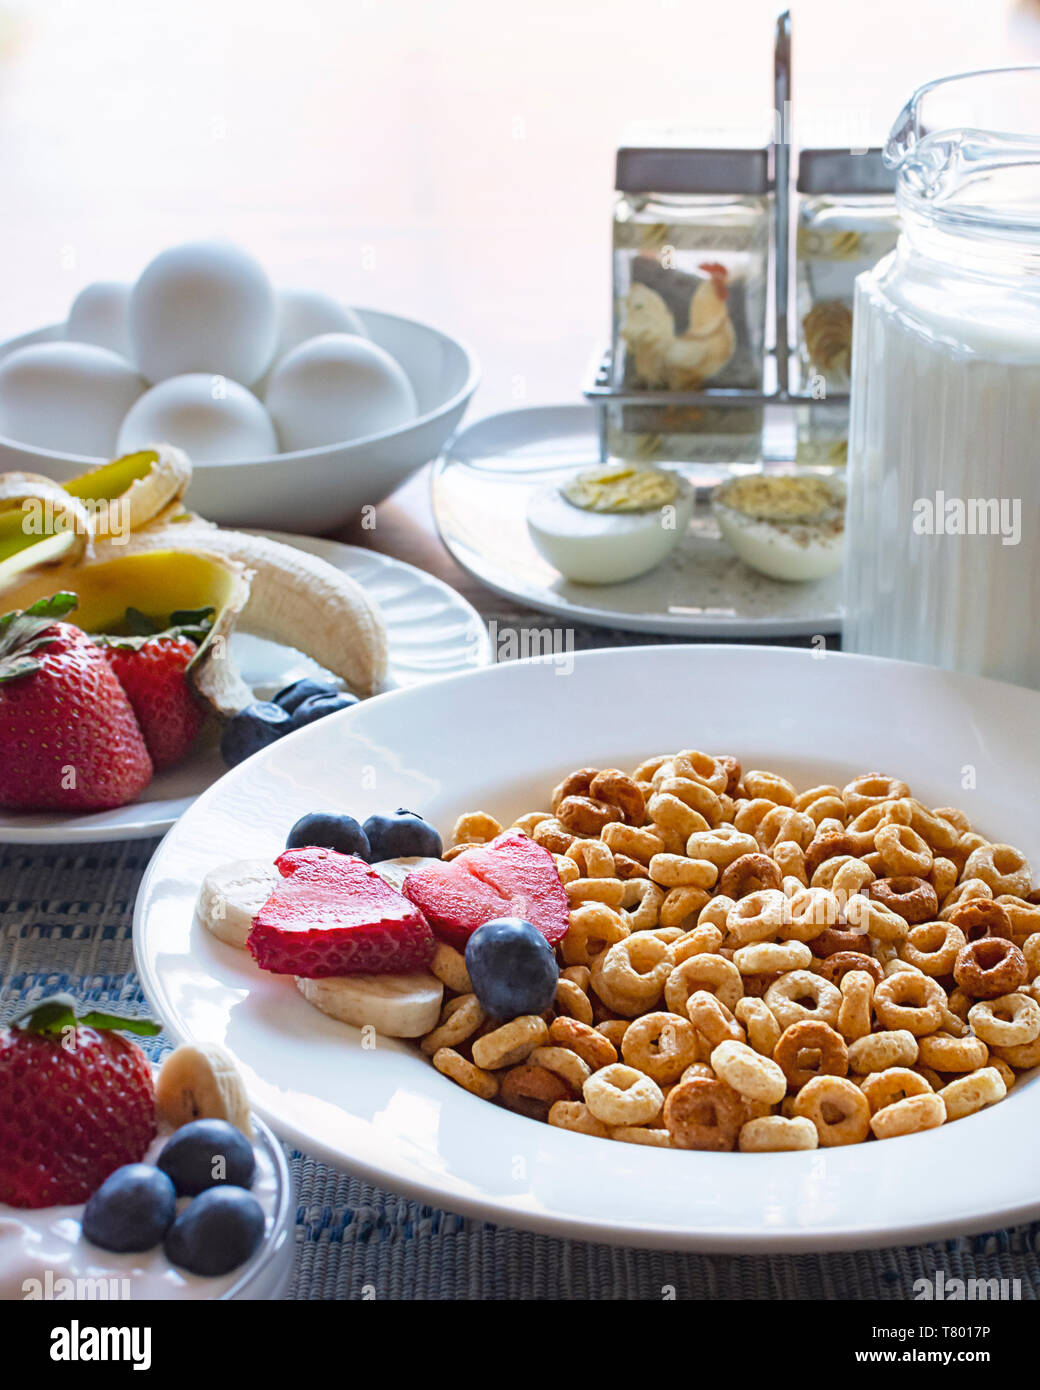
[273,288,368,359]
[129,241,278,386]
[117,373,278,463]
[0,342,145,457]
[265,333,417,452]
[526,467,694,584]
[66,281,133,357]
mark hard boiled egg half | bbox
[711,474,845,582]
[526,465,693,584]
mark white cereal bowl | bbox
[0,310,479,533]
[134,645,1040,1253]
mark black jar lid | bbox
[797,149,896,196]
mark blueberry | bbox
[272,677,339,715]
[289,691,358,729]
[163,1186,265,1277]
[82,1164,177,1254]
[156,1119,256,1197]
[286,811,370,858]
[464,917,558,1018]
[363,808,443,861]
[220,701,292,768]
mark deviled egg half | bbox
[526,464,693,584]
[711,473,845,582]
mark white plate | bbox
[432,404,844,637]
[134,645,1040,1252]
[0,533,490,844]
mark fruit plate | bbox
[134,645,1040,1252]
[0,534,490,845]
[432,404,844,637]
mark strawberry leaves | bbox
[0,592,79,684]
[11,992,162,1038]
[95,605,215,650]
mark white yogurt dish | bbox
[2,1114,292,1301]
[712,474,845,582]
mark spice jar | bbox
[794,149,898,466]
[609,138,770,474]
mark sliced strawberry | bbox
[248,848,435,978]
[403,830,569,951]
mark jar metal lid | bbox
[797,148,896,195]
[615,146,772,196]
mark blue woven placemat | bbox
[3,835,1040,1300]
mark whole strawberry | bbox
[0,994,160,1209]
[0,593,153,811]
[101,626,208,771]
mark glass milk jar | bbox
[845,69,1040,688]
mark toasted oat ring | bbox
[549,1015,618,1070]
[621,1011,700,1083]
[532,817,576,854]
[547,1099,611,1138]
[669,749,730,794]
[847,1028,919,1074]
[665,952,743,1015]
[499,1064,571,1120]
[420,993,485,1054]
[781,886,842,943]
[686,991,744,1048]
[590,933,673,1015]
[565,838,616,878]
[565,876,626,910]
[657,886,711,929]
[584,1062,664,1126]
[552,768,598,805]
[655,775,723,826]
[710,1039,788,1104]
[646,853,717,892]
[836,969,876,1042]
[859,1066,931,1114]
[432,1047,499,1100]
[948,897,1013,943]
[899,921,966,977]
[529,1044,592,1092]
[868,875,939,925]
[938,1068,1007,1120]
[450,811,502,846]
[733,940,812,975]
[808,925,872,959]
[471,1015,549,1070]
[815,951,883,987]
[739,1115,819,1152]
[875,822,932,877]
[805,833,860,879]
[940,878,993,917]
[430,942,472,994]
[671,922,724,963]
[553,977,594,1025]
[968,993,1040,1048]
[773,1020,849,1089]
[742,769,796,805]
[556,794,623,837]
[619,878,665,930]
[663,1077,744,1151]
[953,936,1027,999]
[715,754,741,796]
[842,893,908,944]
[735,996,783,1056]
[512,810,553,837]
[611,1126,674,1147]
[773,841,808,885]
[601,821,664,865]
[686,825,758,868]
[553,854,581,885]
[764,970,842,1030]
[842,775,910,818]
[561,901,630,967]
[719,852,782,900]
[869,1091,946,1140]
[999,897,1040,944]
[872,971,946,1035]
[917,1031,988,1073]
[792,1075,871,1147]
[725,888,788,946]
[992,1033,1040,1069]
[965,842,1032,898]
[755,806,815,853]
[589,769,646,825]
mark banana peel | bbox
[0,444,388,716]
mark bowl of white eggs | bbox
[0,242,479,533]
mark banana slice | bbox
[297,972,443,1038]
[371,856,444,894]
[197,858,279,949]
[156,1041,252,1136]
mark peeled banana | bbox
[197,858,280,949]
[156,1041,253,1136]
[297,972,443,1038]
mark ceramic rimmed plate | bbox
[134,646,1040,1252]
[432,404,844,638]
[0,533,490,845]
